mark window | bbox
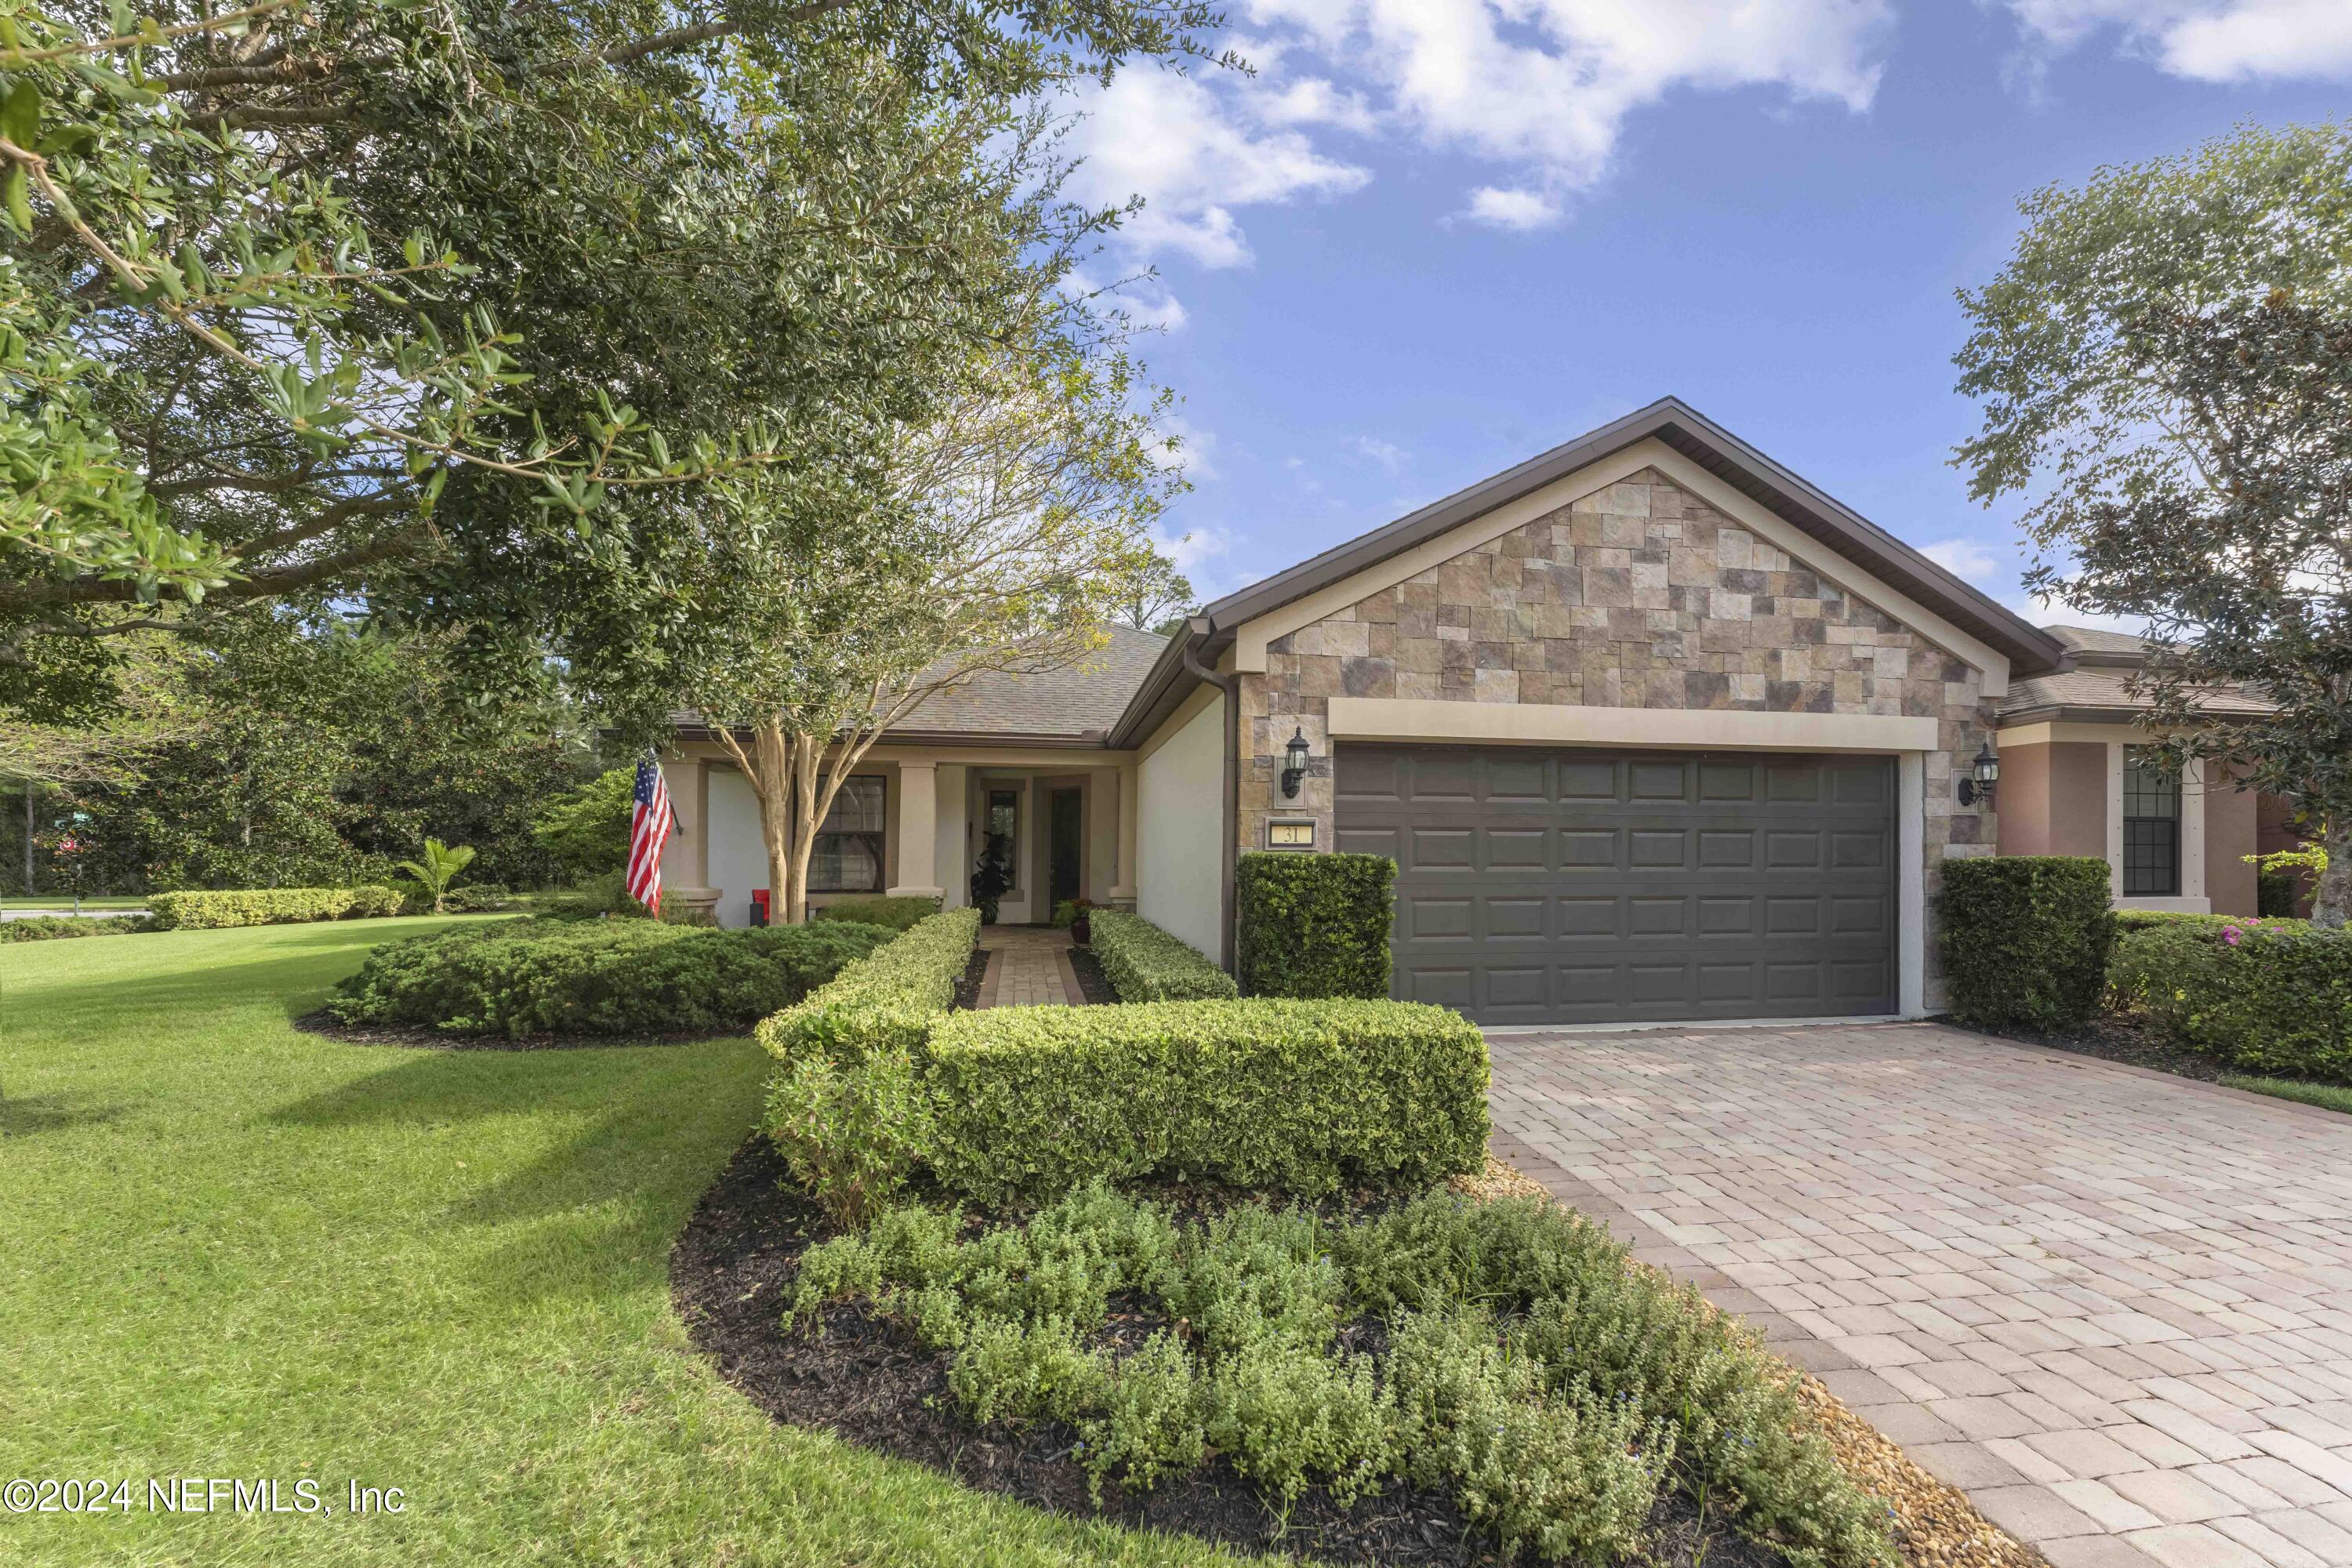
[2122,749,2180,897]
[983,787,1019,888]
[809,775,887,893]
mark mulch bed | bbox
[1947,1008,2236,1083]
[670,1138,1788,1568]
[292,1009,732,1052]
[953,947,989,1011]
[1065,943,1120,1006]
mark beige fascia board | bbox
[1995,719,2159,746]
[1136,681,1222,764]
[1325,698,1940,754]
[1231,437,2010,696]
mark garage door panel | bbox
[1341,744,1896,1025]
[1334,825,1401,858]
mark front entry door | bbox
[1048,787,1083,913]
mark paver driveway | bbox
[1487,1022,2352,1568]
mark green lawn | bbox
[2223,1074,2352,1116]
[0,920,1261,1566]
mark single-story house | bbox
[659,397,2278,1027]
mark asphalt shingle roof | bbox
[890,625,1169,739]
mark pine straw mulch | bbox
[1448,1160,2045,1568]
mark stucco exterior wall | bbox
[1234,466,2000,1007]
[1137,691,1225,959]
[2205,773,2259,918]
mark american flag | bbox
[627,753,674,915]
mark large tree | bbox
[0,0,1227,713]
[1955,120,2352,924]
[662,343,1176,923]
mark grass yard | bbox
[2222,1074,2352,1116]
[0,920,1265,1567]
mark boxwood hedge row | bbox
[1087,909,1236,1001]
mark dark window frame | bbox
[2122,748,2181,898]
[984,786,1021,891]
[808,774,887,894]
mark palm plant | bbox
[397,839,478,915]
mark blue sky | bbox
[1058,0,2352,630]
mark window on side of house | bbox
[809,775,887,893]
[2122,748,2181,898]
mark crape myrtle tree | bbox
[660,344,1177,924]
[0,0,1230,716]
[1955,121,2352,925]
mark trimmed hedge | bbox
[1938,856,2115,1030]
[2111,920,2352,1083]
[147,887,404,929]
[1235,851,1396,999]
[814,895,942,933]
[757,908,981,1065]
[1088,910,1236,1002]
[0,914,153,942]
[327,916,890,1038]
[923,997,1490,1206]
[2114,908,2309,935]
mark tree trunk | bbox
[2313,817,2352,929]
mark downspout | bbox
[1180,618,1240,974]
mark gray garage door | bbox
[1334,745,1896,1026]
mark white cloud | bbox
[1461,186,1563,230]
[2004,591,2148,637]
[1244,0,1892,205]
[1999,0,2352,82]
[1919,537,2004,581]
[1151,411,1220,481]
[1345,434,1410,474]
[1060,67,1371,270]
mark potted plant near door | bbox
[971,832,1013,925]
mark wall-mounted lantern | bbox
[1957,741,1998,808]
[1280,726,1311,799]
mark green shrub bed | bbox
[1236,851,1395,998]
[1087,910,1236,1002]
[924,998,1489,1207]
[2110,919,2352,1083]
[785,1183,1892,1568]
[815,895,942,933]
[758,909,982,1224]
[1937,856,2114,1030]
[0,914,154,942]
[147,886,404,929]
[328,916,891,1039]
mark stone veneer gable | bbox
[1234,466,2000,1007]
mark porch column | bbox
[659,753,710,890]
[935,764,968,908]
[1109,761,1138,907]
[888,760,943,898]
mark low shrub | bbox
[1235,851,1395,999]
[2113,908,2308,935]
[441,883,514,913]
[1937,856,2114,1030]
[786,1183,1892,1568]
[1087,910,1236,1002]
[922,997,1489,1206]
[814,895,941,933]
[2110,920,2352,1083]
[347,886,407,919]
[147,887,376,929]
[328,916,889,1038]
[758,909,981,1221]
[756,908,979,1066]
[0,914,153,942]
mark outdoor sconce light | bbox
[1958,741,1998,808]
[1280,726,1311,799]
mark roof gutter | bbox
[1180,615,1240,976]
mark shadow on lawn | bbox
[264,1040,763,1303]
[0,1090,128,1138]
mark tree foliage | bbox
[1955,121,2352,924]
[0,0,1229,713]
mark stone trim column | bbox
[887,760,942,898]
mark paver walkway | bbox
[975,925,1082,1007]
[1487,1022,2352,1568]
